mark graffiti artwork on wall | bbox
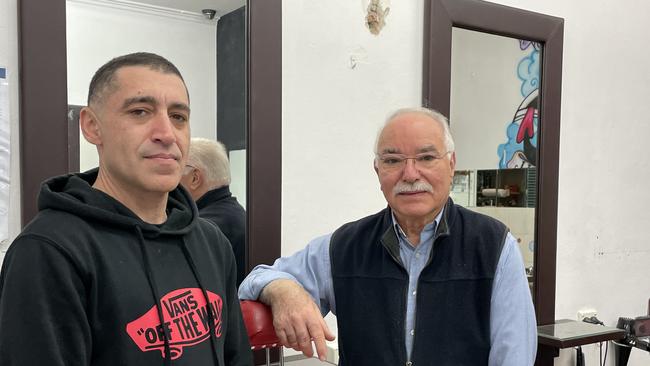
[497,41,541,168]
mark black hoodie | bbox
[0,170,252,366]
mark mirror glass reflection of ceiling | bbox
[133,0,245,16]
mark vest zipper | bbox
[410,280,419,366]
[385,244,411,365]
[409,232,444,365]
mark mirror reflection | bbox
[65,0,247,276]
[449,27,542,294]
[66,0,246,201]
[66,0,247,200]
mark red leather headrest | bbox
[240,300,281,349]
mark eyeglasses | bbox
[376,152,450,172]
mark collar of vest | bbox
[379,198,454,265]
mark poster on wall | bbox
[0,67,10,249]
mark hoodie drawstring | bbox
[180,238,220,364]
[135,226,221,366]
[136,226,173,366]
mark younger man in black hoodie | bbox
[0,53,252,365]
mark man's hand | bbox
[259,279,335,361]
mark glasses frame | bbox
[376,151,451,172]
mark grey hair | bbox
[186,138,231,188]
[374,107,456,154]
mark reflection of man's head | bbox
[181,138,231,201]
[373,108,456,223]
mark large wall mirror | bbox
[449,27,540,290]
[423,0,563,364]
[66,0,248,207]
[18,0,281,273]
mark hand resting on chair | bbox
[259,279,336,361]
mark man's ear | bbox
[79,107,102,146]
[449,151,457,178]
[189,168,203,190]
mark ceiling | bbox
[135,0,245,17]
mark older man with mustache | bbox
[239,107,537,366]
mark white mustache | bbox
[393,181,433,195]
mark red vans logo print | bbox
[126,288,223,360]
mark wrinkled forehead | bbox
[377,113,446,154]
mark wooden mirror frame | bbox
[18,0,282,270]
[423,0,563,364]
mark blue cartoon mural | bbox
[497,41,541,168]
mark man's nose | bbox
[151,113,176,145]
[401,158,421,182]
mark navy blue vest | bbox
[330,199,508,365]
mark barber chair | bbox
[240,300,284,366]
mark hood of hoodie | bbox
[38,168,198,237]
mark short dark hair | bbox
[87,52,187,106]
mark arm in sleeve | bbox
[0,235,91,366]
[238,233,335,315]
[488,232,537,366]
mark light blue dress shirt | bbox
[239,209,537,365]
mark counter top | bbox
[538,319,625,348]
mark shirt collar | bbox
[390,207,445,243]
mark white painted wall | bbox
[0,0,21,264]
[282,0,650,365]
[229,149,246,208]
[66,0,218,171]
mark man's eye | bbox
[170,114,188,122]
[418,154,437,162]
[383,157,402,165]
[129,109,148,116]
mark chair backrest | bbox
[240,300,281,350]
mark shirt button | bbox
[415,253,421,258]
[410,329,415,336]
[412,291,417,296]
